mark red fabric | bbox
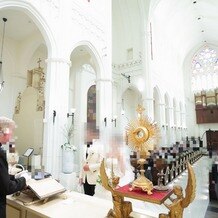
[116,184,172,204]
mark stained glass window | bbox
[191,46,218,92]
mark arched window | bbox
[87,85,96,123]
[191,46,218,92]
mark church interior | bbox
[0,0,218,217]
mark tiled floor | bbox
[95,155,216,218]
[205,200,218,218]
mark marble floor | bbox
[95,155,217,218]
[205,200,218,218]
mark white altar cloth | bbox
[7,191,154,218]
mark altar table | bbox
[116,184,173,205]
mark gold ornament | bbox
[159,162,196,218]
[100,159,132,218]
[100,159,196,218]
[126,105,160,194]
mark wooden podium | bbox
[14,178,66,205]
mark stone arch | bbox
[20,41,47,75]
[0,1,57,166]
[0,1,56,57]
[121,86,142,119]
[69,41,104,80]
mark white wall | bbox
[13,87,43,155]
[0,0,112,178]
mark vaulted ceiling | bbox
[1,1,218,68]
[0,9,40,41]
[113,0,218,68]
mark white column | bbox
[143,97,154,119]
[157,103,165,125]
[158,102,166,146]
[181,106,186,140]
[138,3,153,118]
[73,68,86,170]
[175,109,181,141]
[96,79,112,154]
[168,106,175,144]
[116,99,122,129]
[43,58,71,178]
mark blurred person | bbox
[79,141,101,196]
[0,142,29,218]
[106,133,125,176]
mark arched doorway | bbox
[69,45,100,171]
[0,6,53,165]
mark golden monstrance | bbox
[126,105,160,194]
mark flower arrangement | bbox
[61,124,77,152]
[61,143,77,151]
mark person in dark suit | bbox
[0,143,27,218]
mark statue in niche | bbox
[26,58,45,111]
[14,92,21,114]
[27,58,44,89]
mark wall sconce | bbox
[111,115,117,127]
[104,117,107,127]
[67,108,76,125]
[121,73,131,83]
[53,110,56,124]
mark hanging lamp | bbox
[0,18,7,93]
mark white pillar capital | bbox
[45,58,72,67]
[95,78,113,84]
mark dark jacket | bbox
[0,148,26,218]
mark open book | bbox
[27,178,66,200]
